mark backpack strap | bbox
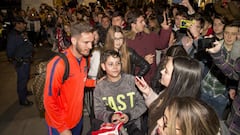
[56,53,70,83]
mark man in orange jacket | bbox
[44,22,94,135]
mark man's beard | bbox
[76,45,89,57]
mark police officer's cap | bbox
[13,16,27,24]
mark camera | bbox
[197,37,216,51]
[195,37,216,62]
[180,20,194,29]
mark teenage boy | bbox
[201,21,240,119]
[111,11,126,29]
[93,50,147,135]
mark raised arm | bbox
[207,41,240,80]
[127,77,147,120]
[135,76,158,107]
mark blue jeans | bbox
[201,91,229,119]
[47,119,83,135]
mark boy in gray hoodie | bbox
[93,50,147,134]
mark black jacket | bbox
[128,47,150,77]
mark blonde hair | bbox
[104,26,131,74]
[166,97,220,135]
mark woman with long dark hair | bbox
[135,56,202,135]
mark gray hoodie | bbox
[94,73,147,128]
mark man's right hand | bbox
[60,130,72,135]
[206,41,221,54]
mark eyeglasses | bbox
[114,37,124,41]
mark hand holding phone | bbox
[180,19,194,29]
[135,76,145,87]
[135,76,150,96]
[165,12,169,25]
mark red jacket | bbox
[44,46,87,132]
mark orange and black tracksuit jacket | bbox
[44,47,88,133]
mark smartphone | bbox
[173,0,182,4]
[180,19,194,29]
[165,13,168,25]
[135,76,145,87]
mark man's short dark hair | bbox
[214,14,228,25]
[71,21,94,37]
[189,13,205,28]
[175,10,188,19]
[224,20,240,31]
[101,15,110,21]
[126,9,144,25]
[112,11,124,19]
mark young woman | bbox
[157,97,220,135]
[135,56,202,135]
[99,25,150,78]
[151,45,188,94]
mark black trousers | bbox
[15,62,30,102]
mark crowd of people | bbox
[3,0,240,135]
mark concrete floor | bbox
[0,46,91,135]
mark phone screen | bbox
[173,0,182,4]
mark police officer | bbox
[6,16,34,106]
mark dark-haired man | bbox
[201,22,239,119]
[111,11,126,29]
[44,22,94,135]
[97,15,111,45]
[207,21,240,135]
[125,9,171,85]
